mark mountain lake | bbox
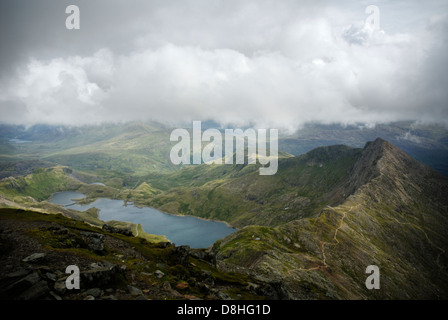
[48,191,236,249]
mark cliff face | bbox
[212,138,448,299]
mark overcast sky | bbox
[0,0,447,132]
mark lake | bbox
[48,191,235,249]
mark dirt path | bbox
[293,205,357,273]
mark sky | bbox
[0,0,447,132]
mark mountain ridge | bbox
[210,137,448,299]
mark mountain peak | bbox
[346,137,448,206]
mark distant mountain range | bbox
[1,121,447,177]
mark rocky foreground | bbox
[0,208,278,300]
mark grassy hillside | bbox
[0,166,82,201]
[141,145,362,227]
[211,139,448,299]
[0,122,178,177]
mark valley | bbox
[1,121,448,300]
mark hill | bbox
[0,122,178,180]
[143,145,362,227]
[210,138,448,299]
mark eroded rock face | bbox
[81,261,124,287]
[80,232,105,253]
[102,224,133,236]
[169,245,190,266]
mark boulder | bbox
[83,287,102,298]
[80,232,105,252]
[170,245,190,266]
[22,253,46,263]
[18,280,50,300]
[81,261,123,287]
[102,224,133,237]
[127,285,142,295]
[154,270,165,279]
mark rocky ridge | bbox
[211,138,448,299]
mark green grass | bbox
[135,145,362,227]
[0,166,82,201]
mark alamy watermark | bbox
[169,121,278,175]
[65,265,80,289]
[65,5,80,30]
[365,5,380,30]
[365,265,380,289]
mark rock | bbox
[49,226,68,235]
[102,224,133,236]
[2,271,41,297]
[167,289,183,298]
[45,272,57,282]
[190,250,213,261]
[81,262,123,287]
[127,285,142,295]
[200,270,214,286]
[247,282,260,291]
[84,295,95,300]
[154,270,165,279]
[176,281,189,290]
[81,232,105,252]
[54,280,67,294]
[197,282,211,293]
[102,295,117,300]
[162,281,171,290]
[157,242,174,248]
[134,295,147,300]
[170,245,190,266]
[22,253,46,263]
[83,288,102,298]
[18,280,50,300]
[217,291,232,300]
[4,268,30,280]
[49,291,62,300]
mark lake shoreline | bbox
[128,200,238,231]
[49,190,238,231]
[47,190,236,248]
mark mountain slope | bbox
[210,138,448,299]
[144,145,362,227]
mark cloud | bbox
[1,0,447,132]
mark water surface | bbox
[49,191,235,248]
